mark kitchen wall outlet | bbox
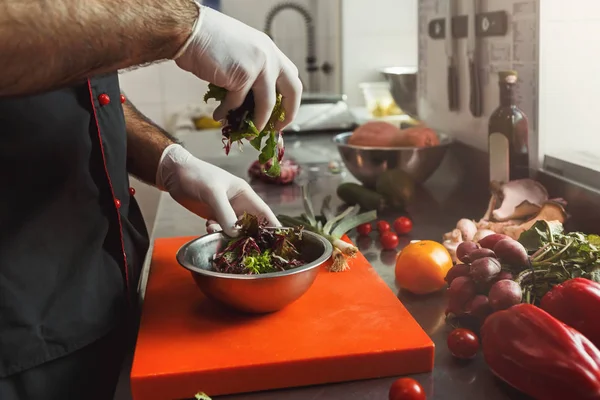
[418,0,538,151]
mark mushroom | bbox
[456,219,478,242]
[443,229,463,263]
[445,180,567,247]
[490,179,548,222]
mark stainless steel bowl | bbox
[380,66,419,120]
[176,229,333,314]
[333,131,452,187]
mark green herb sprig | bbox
[515,220,600,304]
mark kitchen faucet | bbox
[264,1,318,92]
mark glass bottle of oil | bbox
[488,70,529,184]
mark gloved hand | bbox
[173,2,302,132]
[156,144,280,237]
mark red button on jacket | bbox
[98,94,111,106]
[114,199,121,209]
[120,94,126,104]
[129,187,136,196]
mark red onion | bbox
[248,159,299,185]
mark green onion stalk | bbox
[278,185,377,272]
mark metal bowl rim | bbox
[379,66,419,75]
[332,131,453,151]
[175,228,333,280]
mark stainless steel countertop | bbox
[143,129,531,400]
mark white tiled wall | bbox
[538,0,600,171]
[119,62,209,130]
[341,0,419,106]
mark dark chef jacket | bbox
[0,73,150,377]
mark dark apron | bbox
[0,73,150,399]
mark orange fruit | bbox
[395,240,453,295]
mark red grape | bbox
[465,295,493,320]
[456,241,479,263]
[492,270,514,283]
[444,263,470,285]
[447,276,476,306]
[464,248,497,263]
[478,233,511,250]
[489,279,523,311]
[469,257,501,283]
[493,239,529,267]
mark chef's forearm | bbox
[124,100,180,185]
[0,0,197,97]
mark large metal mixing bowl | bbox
[380,66,419,119]
[176,229,333,314]
[334,131,452,187]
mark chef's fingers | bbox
[275,64,302,130]
[251,74,277,132]
[262,208,282,228]
[171,195,216,221]
[213,87,250,123]
[253,203,281,228]
[205,219,222,234]
[205,191,240,238]
[231,192,281,228]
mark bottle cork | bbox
[499,70,518,84]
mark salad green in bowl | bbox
[176,214,333,314]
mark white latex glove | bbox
[156,144,280,237]
[173,2,303,132]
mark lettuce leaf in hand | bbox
[204,83,286,177]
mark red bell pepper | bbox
[481,303,600,400]
[541,277,600,348]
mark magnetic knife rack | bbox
[428,10,509,39]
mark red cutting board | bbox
[130,236,434,400]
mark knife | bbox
[445,0,459,111]
[467,0,483,117]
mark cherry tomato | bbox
[447,328,480,359]
[377,220,391,233]
[394,216,413,235]
[380,231,400,250]
[356,223,372,236]
[389,377,426,400]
